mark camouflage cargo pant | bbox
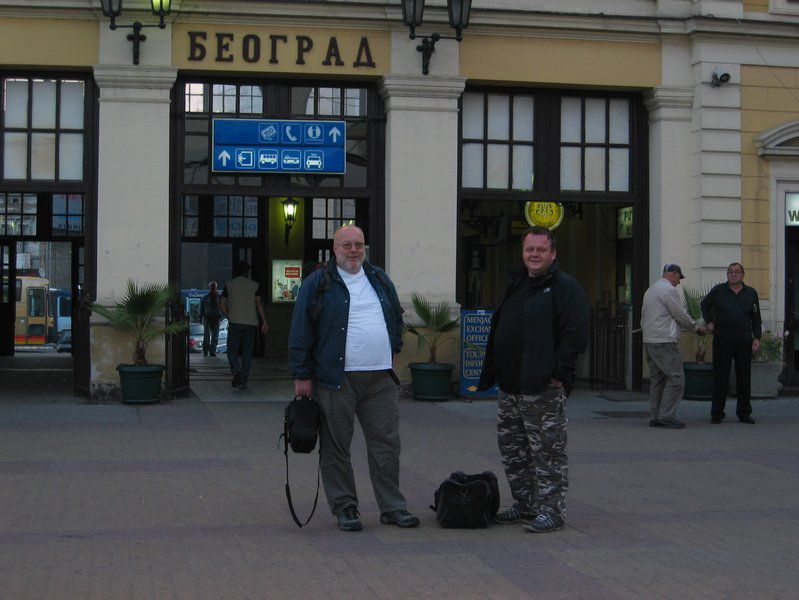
[497,385,568,518]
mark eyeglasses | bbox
[335,242,365,250]
[727,269,743,275]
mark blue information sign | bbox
[460,309,497,398]
[212,118,346,174]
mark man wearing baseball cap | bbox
[641,264,707,428]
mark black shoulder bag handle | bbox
[278,394,322,528]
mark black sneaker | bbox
[524,512,564,533]
[711,417,722,424]
[657,419,686,429]
[739,416,756,424]
[337,506,362,532]
[649,420,664,428]
[380,509,420,528]
[231,371,241,388]
[494,504,533,524]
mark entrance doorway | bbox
[457,200,642,388]
[0,240,85,397]
[785,228,799,386]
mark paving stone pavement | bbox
[1,362,798,599]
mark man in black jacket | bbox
[700,262,762,424]
[478,226,589,533]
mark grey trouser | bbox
[497,385,569,518]
[315,370,406,515]
[645,342,685,422]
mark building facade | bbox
[2,0,799,397]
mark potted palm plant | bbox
[405,292,459,401]
[682,285,713,399]
[90,280,186,403]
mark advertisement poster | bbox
[460,309,497,398]
[272,259,303,303]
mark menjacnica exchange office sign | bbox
[186,31,377,69]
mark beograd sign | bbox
[173,24,388,75]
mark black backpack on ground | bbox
[430,471,500,528]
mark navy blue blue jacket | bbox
[288,260,404,390]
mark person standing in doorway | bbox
[700,262,762,424]
[220,261,267,391]
[478,226,590,534]
[641,264,707,429]
[289,225,418,533]
[200,281,221,357]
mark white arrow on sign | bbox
[218,150,231,166]
[329,126,342,143]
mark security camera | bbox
[711,66,731,87]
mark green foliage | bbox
[404,292,460,364]
[90,280,186,365]
[682,286,709,322]
[681,285,713,363]
[754,330,785,363]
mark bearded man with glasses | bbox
[700,263,762,424]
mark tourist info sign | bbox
[212,119,346,174]
[460,309,497,398]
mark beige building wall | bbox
[740,65,799,299]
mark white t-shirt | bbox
[337,266,393,371]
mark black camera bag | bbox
[279,395,322,528]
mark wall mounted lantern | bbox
[282,197,299,244]
[401,0,472,75]
[100,0,172,65]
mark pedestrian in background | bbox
[289,225,417,533]
[700,262,761,424]
[220,261,267,391]
[200,281,221,357]
[641,264,707,429]
[478,226,590,534]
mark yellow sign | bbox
[524,202,564,230]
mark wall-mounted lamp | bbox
[282,197,299,244]
[100,0,172,65]
[401,0,472,75]
[711,66,731,87]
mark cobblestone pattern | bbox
[0,388,797,599]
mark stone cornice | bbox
[379,76,467,112]
[644,86,694,113]
[7,1,799,47]
[379,74,466,103]
[92,65,178,90]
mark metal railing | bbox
[589,300,629,390]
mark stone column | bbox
[644,86,694,280]
[90,64,177,397]
[378,74,466,306]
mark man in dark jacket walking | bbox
[479,226,589,533]
[288,225,417,532]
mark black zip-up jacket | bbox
[700,282,762,343]
[478,261,590,396]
